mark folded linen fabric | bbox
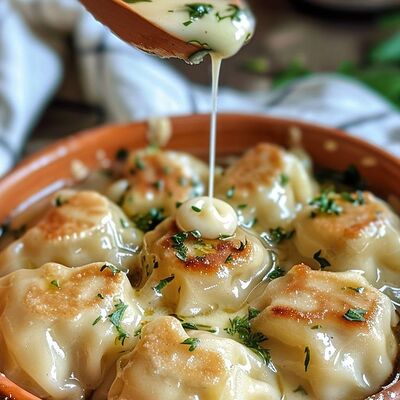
[0,0,399,176]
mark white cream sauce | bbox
[126,0,255,61]
[176,196,237,239]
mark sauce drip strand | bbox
[125,0,255,238]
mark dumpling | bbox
[108,316,282,400]
[251,264,398,400]
[215,143,316,231]
[0,262,143,399]
[111,148,208,221]
[292,191,400,293]
[0,190,143,277]
[136,217,271,316]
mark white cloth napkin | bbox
[1,0,399,176]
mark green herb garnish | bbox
[313,250,331,269]
[50,280,60,289]
[184,3,213,26]
[304,346,311,372]
[181,337,200,351]
[153,275,175,294]
[133,208,165,232]
[226,186,235,199]
[341,191,365,206]
[216,4,243,22]
[171,232,189,261]
[181,322,216,333]
[108,299,129,345]
[343,308,367,322]
[268,227,295,244]
[191,205,202,213]
[225,308,270,364]
[266,266,286,281]
[100,263,121,276]
[309,189,342,217]
[279,173,290,186]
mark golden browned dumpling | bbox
[136,217,271,316]
[251,264,398,400]
[112,148,208,220]
[0,190,143,277]
[215,143,316,231]
[0,262,143,399]
[108,316,282,400]
[293,191,400,292]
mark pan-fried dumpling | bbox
[115,148,208,220]
[251,264,398,400]
[0,190,143,277]
[108,316,282,400]
[292,191,400,292]
[215,144,316,231]
[0,262,143,399]
[137,218,271,316]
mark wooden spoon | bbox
[79,0,202,61]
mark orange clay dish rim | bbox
[0,113,399,400]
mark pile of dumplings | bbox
[0,143,399,400]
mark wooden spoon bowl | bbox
[79,0,201,60]
[0,114,399,399]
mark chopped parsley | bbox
[97,293,105,299]
[225,254,234,264]
[268,227,295,244]
[309,190,342,217]
[109,300,129,345]
[266,266,286,281]
[0,223,8,239]
[219,234,234,240]
[134,155,145,170]
[92,299,130,345]
[133,208,165,232]
[181,337,200,351]
[183,3,213,26]
[341,191,365,206]
[54,196,67,207]
[279,173,290,186]
[115,148,128,161]
[181,321,216,333]
[304,346,311,372]
[226,186,235,199]
[343,308,367,322]
[100,263,121,276]
[342,286,364,294]
[50,280,60,289]
[191,205,202,213]
[171,232,189,261]
[313,250,331,269]
[216,4,243,21]
[120,218,130,229]
[153,275,175,294]
[238,204,248,209]
[225,308,270,364]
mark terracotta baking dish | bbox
[0,114,399,400]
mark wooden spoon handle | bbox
[79,0,200,60]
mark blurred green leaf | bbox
[378,12,400,29]
[272,59,311,87]
[241,57,270,74]
[370,31,400,64]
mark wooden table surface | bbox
[27,0,390,155]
